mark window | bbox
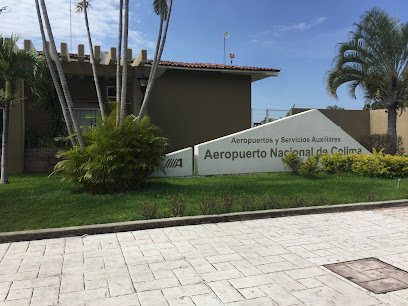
[107,86,116,101]
[75,108,100,127]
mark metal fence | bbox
[251,108,290,127]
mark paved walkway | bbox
[2,208,408,305]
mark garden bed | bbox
[0,172,407,232]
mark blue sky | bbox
[1,0,408,111]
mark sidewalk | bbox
[1,207,408,305]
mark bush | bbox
[281,152,302,174]
[141,201,158,219]
[300,155,320,179]
[219,194,235,213]
[52,111,168,193]
[199,194,219,215]
[169,194,187,217]
[321,153,346,174]
[356,134,404,155]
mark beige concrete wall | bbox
[145,69,251,153]
[370,109,408,153]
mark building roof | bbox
[145,60,280,82]
[146,59,280,72]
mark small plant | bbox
[141,201,158,220]
[262,195,278,210]
[199,194,219,215]
[367,193,375,202]
[300,155,320,179]
[219,194,235,213]
[240,195,257,212]
[313,196,331,206]
[289,196,309,208]
[282,152,302,174]
[169,194,187,217]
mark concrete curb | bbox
[1,199,408,243]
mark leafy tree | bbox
[326,105,344,110]
[76,0,106,120]
[327,8,408,154]
[136,0,174,125]
[0,35,46,184]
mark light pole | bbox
[224,32,229,65]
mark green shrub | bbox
[321,153,347,174]
[300,155,320,179]
[141,201,158,219]
[356,134,404,155]
[219,194,235,213]
[199,194,219,215]
[351,150,408,178]
[169,194,187,217]
[281,152,302,174]
[52,111,168,193]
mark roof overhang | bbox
[143,63,279,82]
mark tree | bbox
[326,105,345,110]
[0,35,45,184]
[34,0,76,147]
[76,1,106,120]
[39,0,86,149]
[327,8,408,154]
[136,0,173,125]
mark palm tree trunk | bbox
[39,0,86,150]
[136,10,164,125]
[0,101,9,184]
[35,0,76,147]
[119,0,129,126]
[136,0,173,125]
[83,1,105,120]
[387,104,398,155]
[116,0,123,127]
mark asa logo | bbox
[164,158,183,168]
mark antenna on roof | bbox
[224,32,229,65]
[70,0,72,52]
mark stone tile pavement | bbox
[2,207,408,305]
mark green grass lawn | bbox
[0,172,407,232]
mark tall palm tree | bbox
[35,0,76,147]
[328,8,408,153]
[136,0,173,125]
[119,0,129,126]
[76,0,106,120]
[0,35,45,184]
[39,0,86,149]
[116,0,123,126]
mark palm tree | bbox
[136,0,173,125]
[116,0,123,126]
[119,0,129,126]
[39,0,86,149]
[35,0,76,147]
[326,105,345,110]
[76,0,106,120]
[0,35,45,184]
[327,8,408,153]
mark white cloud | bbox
[0,0,154,54]
[273,17,328,35]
